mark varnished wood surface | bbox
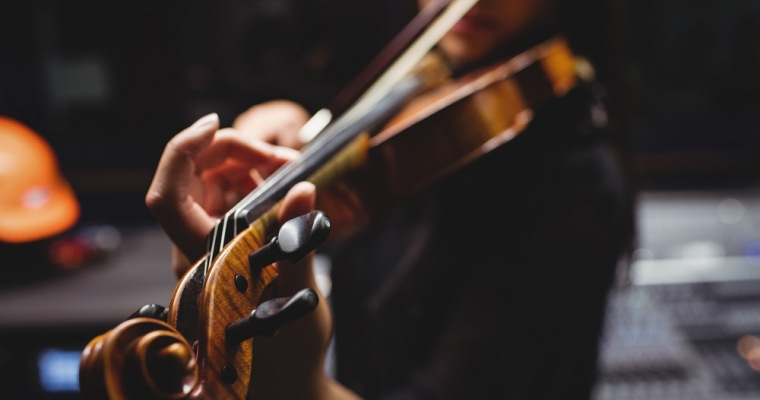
[192,212,279,399]
[313,37,577,228]
[168,258,206,352]
[79,318,198,400]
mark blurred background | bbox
[1,0,760,399]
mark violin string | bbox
[232,0,478,221]
[202,0,479,271]
[203,37,573,278]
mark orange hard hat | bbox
[0,116,80,243]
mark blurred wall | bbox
[0,0,403,224]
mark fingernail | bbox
[194,113,219,131]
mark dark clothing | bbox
[326,81,633,399]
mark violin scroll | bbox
[79,318,199,400]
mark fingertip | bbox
[186,112,220,145]
[278,182,317,224]
[166,112,220,159]
[291,181,317,198]
[194,113,219,131]
[274,182,321,294]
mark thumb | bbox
[274,181,321,295]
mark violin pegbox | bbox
[192,210,331,398]
[222,210,329,345]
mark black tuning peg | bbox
[128,304,168,321]
[226,288,319,345]
[248,210,331,271]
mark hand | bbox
[147,111,359,399]
[145,112,299,277]
[233,100,311,149]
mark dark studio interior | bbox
[1,0,760,399]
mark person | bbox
[146,0,634,398]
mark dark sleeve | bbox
[375,142,632,400]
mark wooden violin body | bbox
[316,37,578,229]
[77,4,580,395]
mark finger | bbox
[195,129,299,177]
[171,244,193,278]
[200,160,259,215]
[273,182,321,296]
[279,181,318,222]
[201,159,259,195]
[197,170,226,217]
[232,100,310,149]
[146,113,220,262]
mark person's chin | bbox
[439,35,490,69]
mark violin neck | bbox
[198,73,422,267]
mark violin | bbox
[78,0,580,398]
